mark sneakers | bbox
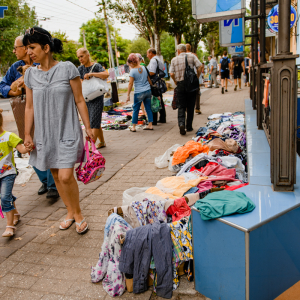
[225,89,228,92]
[179,125,186,135]
[222,87,224,94]
[234,85,237,91]
[195,109,201,114]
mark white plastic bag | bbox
[14,158,35,185]
[155,144,181,169]
[82,77,109,102]
[123,187,150,206]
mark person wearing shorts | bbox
[219,51,231,94]
[231,56,245,91]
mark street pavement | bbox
[0,86,249,299]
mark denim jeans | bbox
[0,175,17,213]
[33,167,57,190]
[132,90,153,124]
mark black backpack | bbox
[149,58,167,94]
[184,55,199,93]
[221,57,229,71]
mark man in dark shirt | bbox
[0,36,58,198]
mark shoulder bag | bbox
[145,66,160,97]
[81,63,109,102]
[184,55,199,93]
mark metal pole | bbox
[253,0,258,66]
[260,0,266,63]
[82,30,87,48]
[103,0,115,69]
[278,0,291,54]
[114,28,119,67]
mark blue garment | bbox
[244,57,250,68]
[0,174,17,213]
[104,213,132,237]
[33,167,56,190]
[184,187,199,196]
[220,57,230,72]
[0,60,38,98]
[132,90,153,124]
[130,66,151,94]
[164,62,168,78]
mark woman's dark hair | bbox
[23,26,63,54]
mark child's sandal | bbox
[2,226,16,237]
[13,214,21,226]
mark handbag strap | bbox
[145,67,154,86]
[78,139,97,168]
[89,63,98,74]
[185,55,189,69]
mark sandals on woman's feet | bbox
[130,128,136,132]
[96,142,106,149]
[59,219,75,230]
[13,214,21,226]
[76,218,89,234]
[2,226,16,237]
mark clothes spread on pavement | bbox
[92,111,255,298]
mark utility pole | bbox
[103,0,115,69]
[102,0,118,103]
[114,28,119,67]
[82,30,87,48]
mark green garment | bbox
[194,190,255,220]
[140,62,146,67]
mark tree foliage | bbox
[202,22,226,59]
[51,31,81,67]
[0,0,37,74]
[129,37,150,64]
[160,32,175,63]
[79,18,131,68]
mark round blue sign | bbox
[267,5,297,33]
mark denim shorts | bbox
[0,174,17,213]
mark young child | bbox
[0,108,28,237]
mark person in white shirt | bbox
[208,55,219,88]
[147,48,166,125]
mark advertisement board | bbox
[192,0,246,23]
[0,6,8,18]
[219,18,244,46]
[267,4,297,33]
[228,45,244,55]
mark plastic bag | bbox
[82,77,109,102]
[123,187,150,206]
[155,144,182,169]
[151,96,161,113]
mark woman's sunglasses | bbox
[25,28,51,39]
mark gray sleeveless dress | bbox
[24,61,84,171]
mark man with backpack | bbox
[169,44,202,135]
[219,50,231,94]
[231,55,245,91]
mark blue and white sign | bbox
[0,6,8,18]
[228,45,244,55]
[267,4,297,33]
[192,0,246,23]
[220,18,244,47]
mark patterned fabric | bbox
[91,215,132,297]
[168,219,193,290]
[131,199,167,226]
[78,63,105,129]
[169,53,202,82]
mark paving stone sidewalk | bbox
[0,87,249,299]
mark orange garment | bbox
[262,78,269,107]
[172,141,209,166]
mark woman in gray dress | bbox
[23,27,94,234]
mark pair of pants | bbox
[33,167,57,190]
[119,222,173,299]
[0,174,17,213]
[177,81,197,130]
[132,90,153,124]
[210,69,218,87]
[195,89,200,110]
[153,94,166,125]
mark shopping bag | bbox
[172,87,178,110]
[9,95,34,141]
[151,96,161,113]
[76,139,106,184]
[82,77,109,102]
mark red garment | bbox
[225,183,249,191]
[166,198,191,222]
[202,163,236,177]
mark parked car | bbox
[117,73,130,83]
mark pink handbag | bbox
[76,140,106,184]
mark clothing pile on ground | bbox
[91,111,255,298]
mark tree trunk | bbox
[191,44,197,53]
[175,33,181,45]
[150,34,155,48]
[155,32,161,56]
